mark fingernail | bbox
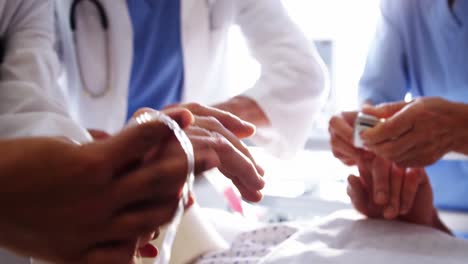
[139,244,158,258]
[375,191,387,204]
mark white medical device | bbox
[353,112,384,149]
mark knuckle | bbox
[185,102,202,112]
[206,116,223,127]
[211,132,230,147]
[328,116,340,129]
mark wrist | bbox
[214,96,270,127]
[447,101,468,154]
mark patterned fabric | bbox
[196,225,298,264]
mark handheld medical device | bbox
[353,112,384,149]
[353,112,468,160]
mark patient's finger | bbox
[183,103,256,138]
[194,116,264,176]
[400,168,422,215]
[189,134,265,199]
[357,160,373,190]
[347,175,369,216]
[371,156,390,205]
[383,163,403,219]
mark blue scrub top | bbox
[126,0,184,120]
[359,0,468,212]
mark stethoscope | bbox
[70,0,111,98]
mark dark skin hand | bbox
[0,109,220,264]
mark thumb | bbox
[362,101,408,119]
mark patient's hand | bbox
[146,104,266,202]
[347,156,451,234]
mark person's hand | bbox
[161,104,266,202]
[87,129,111,141]
[213,96,271,128]
[89,127,160,260]
[360,97,467,167]
[328,111,364,166]
[347,157,450,234]
[0,109,218,264]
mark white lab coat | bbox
[0,1,90,263]
[0,0,90,142]
[56,0,327,157]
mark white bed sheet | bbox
[197,210,468,264]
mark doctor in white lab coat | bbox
[0,0,84,262]
[0,0,89,142]
[55,0,327,158]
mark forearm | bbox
[213,96,271,128]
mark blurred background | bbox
[225,0,380,150]
[199,0,381,222]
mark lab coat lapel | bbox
[99,0,133,121]
[64,0,133,133]
[180,0,212,102]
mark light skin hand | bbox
[328,111,364,166]
[357,155,403,218]
[0,109,218,264]
[348,160,451,234]
[360,97,468,167]
[213,96,271,128]
[159,104,266,202]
